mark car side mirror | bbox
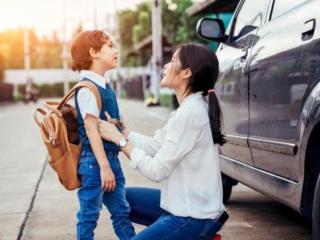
[196,18,226,42]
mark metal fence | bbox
[123,76,144,100]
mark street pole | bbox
[151,0,162,102]
[62,0,69,95]
[93,0,97,29]
[23,29,31,95]
[114,0,122,97]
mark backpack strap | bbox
[57,81,102,111]
[33,108,47,127]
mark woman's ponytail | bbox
[176,44,226,146]
[208,89,226,146]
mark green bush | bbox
[120,89,127,98]
[160,93,173,108]
[14,93,23,102]
[17,81,78,98]
[18,83,40,94]
[41,83,63,97]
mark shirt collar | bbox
[180,92,203,108]
[80,70,108,89]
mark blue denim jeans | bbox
[126,187,223,240]
[76,151,135,240]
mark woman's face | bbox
[161,50,183,89]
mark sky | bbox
[0,0,148,39]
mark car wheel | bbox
[222,173,236,204]
[313,174,320,240]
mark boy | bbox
[71,30,135,240]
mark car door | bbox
[248,0,313,182]
[216,0,269,166]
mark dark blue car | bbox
[197,0,320,239]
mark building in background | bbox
[126,34,173,100]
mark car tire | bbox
[313,174,320,240]
[222,173,236,204]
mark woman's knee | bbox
[126,187,161,206]
[126,187,164,226]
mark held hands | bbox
[104,112,127,133]
[98,113,127,143]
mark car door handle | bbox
[240,48,248,61]
[302,19,316,41]
[233,49,249,71]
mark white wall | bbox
[5,67,151,85]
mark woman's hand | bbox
[104,112,129,137]
[98,119,123,144]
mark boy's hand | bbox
[104,112,128,134]
[100,167,116,192]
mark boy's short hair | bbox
[70,30,109,71]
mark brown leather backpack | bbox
[33,81,101,190]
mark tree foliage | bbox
[162,0,198,44]
[119,0,199,66]
[133,11,151,45]
[0,28,63,69]
[0,1,201,70]
[119,3,152,66]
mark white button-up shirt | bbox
[77,70,108,119]
[128,92,225,219]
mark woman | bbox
[99,43,227,240]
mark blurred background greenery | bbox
[0,0,235,106]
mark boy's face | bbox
[95,39,118,70]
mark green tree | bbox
[162,0,198,44]
[119,10,138,66]
[0,29,25,69]
[131,10,152,66]
[0,28,63,69]
[119,2,152,66]
[119,0,199,66]
[132,11,151,45]
[32,32,63,68]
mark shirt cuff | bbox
[127,131,134,141]
[128,131,138,145]
[83,111,99,119]
[129,147,144,169]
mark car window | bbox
[271,0,308,20]
[232,0,269,40]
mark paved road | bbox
[0,99,312,240]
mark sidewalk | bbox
[1,99,311,240]
[0,101,48,240]
[0,99,171,240]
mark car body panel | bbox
[213,0,320,215]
